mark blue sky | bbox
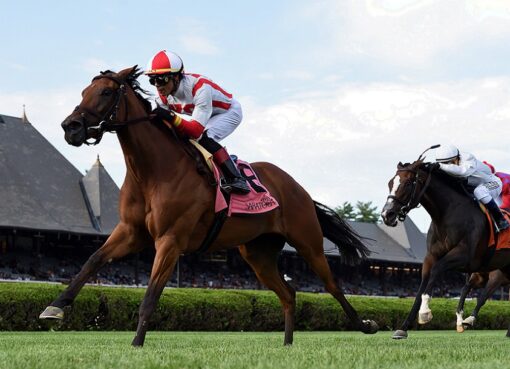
[2,0,510,231]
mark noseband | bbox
[387,165,434,221]
[73,74,149,145]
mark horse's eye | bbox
[101,89,113,96]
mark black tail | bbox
[313,201,370,265]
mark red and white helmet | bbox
[145,50,184,75]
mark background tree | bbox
[335,201,380,223]
[334,201,356,221]
[355,201,380,223]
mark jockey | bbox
[145,50,250,194]
[435,144,510,232]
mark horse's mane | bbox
[104,67,214,183]
[101,67,153,114]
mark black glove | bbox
[426,162,440,171]
[153,107,176,123]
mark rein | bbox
[74,74,150,145]
[387,165,434,221]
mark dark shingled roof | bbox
[284,218,426,265]
[81,156,120,234]
[0,114,119,235]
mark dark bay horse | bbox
[39,66,378,347]
[456,269,510,332]
[381,155,510,339]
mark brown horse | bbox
[381,149,510,339]
[456,270,510,332]
[39,66,378,347]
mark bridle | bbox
[386,165,434,221]
[73,73,150,145]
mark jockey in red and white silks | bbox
[435,144,509,231]
[155,72,243,142]
[145,50,249,194]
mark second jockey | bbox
[145,50,250,194]
[435,144,510,232]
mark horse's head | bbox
[61,66,148,146]
[381,159,437,227]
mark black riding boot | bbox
[486,199,510,232]
[213,147,250,194]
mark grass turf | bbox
[0,330,508,369]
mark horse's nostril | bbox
[382,209,396,223]
[65,120,83,132]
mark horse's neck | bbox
[117,109,188,186]
[421,174,474,224]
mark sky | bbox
[2,0,510,232]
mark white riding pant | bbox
[473,179,503,205]
[204,99,243,142]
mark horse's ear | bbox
[118,65,139,79]
[397,161,404,169]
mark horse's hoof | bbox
[39,306,64,320]
[418,310,432,324]
[456,325,465,333]
[462,316,475,328]
[392,330,408,339]
[361,319,379,334]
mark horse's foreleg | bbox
[40,223,146,320]
[392,254,435,339]
[418,248,468,326]
[132,234,181,347]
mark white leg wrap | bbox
[418,294,433,324]
[456,311,464,326]
[462,315,476,326]
[419,294,431,312]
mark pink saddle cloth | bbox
[213,159,279,216]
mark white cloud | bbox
[301,0,510,68]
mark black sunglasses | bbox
[149,75,171,86]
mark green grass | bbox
[0,331,508,369]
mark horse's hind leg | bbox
[456,274,479,332]
[287,232,376,334]
[464,272,502,329]
[239,235,295,345]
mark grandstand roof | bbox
[283,217,426,265]
[81,156,120,234]
[0,113,119,235]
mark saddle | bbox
[481,205,510,251]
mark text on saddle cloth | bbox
[228,160,279,216]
